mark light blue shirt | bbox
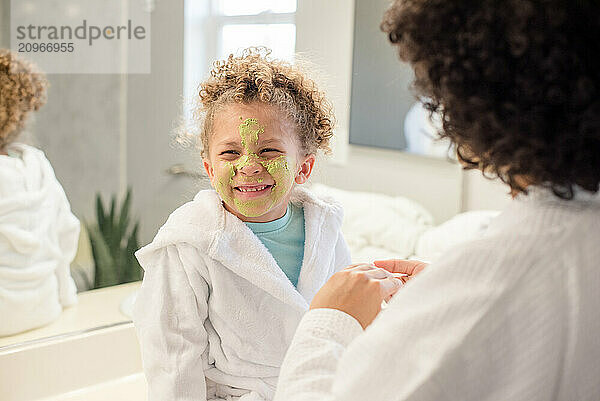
[245,203,305,287]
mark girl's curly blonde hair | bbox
[0,49,48,149]
[195,47,335,158]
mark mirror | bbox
[349,0,451,158]
[0,0,508,350]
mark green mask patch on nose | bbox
[234,154,252,170]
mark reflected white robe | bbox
[0,143,79,336]
[133,188,351,401]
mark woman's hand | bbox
[309,264,402,329]
[373,259,428,283]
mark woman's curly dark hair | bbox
[194,47,335,158]
[0,49,48,150]
[382,0,600,198]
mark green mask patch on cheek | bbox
[229,155,295,218]
[213,161,236,205]
[261,155,293,198]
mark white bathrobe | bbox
[133,188,351,401]
[274,187,600,401]
[0,143,80,336]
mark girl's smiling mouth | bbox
[233,184,274,198]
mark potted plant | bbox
[86,189,143,289]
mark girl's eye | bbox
[219,150,239,156]
[260,148,281,154]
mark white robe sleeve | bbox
[133,244,210,401]
[52,178,80,307]
[275,243,564,401]
[274,308,363,401]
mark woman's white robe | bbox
[274,187,600,401]
[133,188,351,401]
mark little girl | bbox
[133,49,351,401]
[0,49,80,336]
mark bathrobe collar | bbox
[146,187,344,313]
[486,185,600,238]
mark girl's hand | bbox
[309,263,402,329]
[373,259,428,283]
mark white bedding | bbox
[309,184,500,263]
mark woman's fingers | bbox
[309,264,405,329]
[340,263,404,300]
[343,263,374,270]
[378,276,402,299]
[340,264,403,299]
[360,267,402,298]
[362,266,391,279]
[373,259,428,276]
[349,264,404,296]
[346,263,412,295]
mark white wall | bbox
[0,0,8,47]
[126,0,201,243]
[462,170,512,211]
[295,0,355,165]
[312,146,463,224]
[314,148,511,223]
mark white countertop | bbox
[0,281,141,348]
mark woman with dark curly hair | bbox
[133,48,351,401]
[0,49,80,336]
[275,1,600,400]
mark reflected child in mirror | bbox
[0,49,80,337]
[133,48,351,401]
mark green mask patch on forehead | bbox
[238,118,263,151]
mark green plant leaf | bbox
[88,189,143,289]
[107,195,116,242]
[117,189,131,249]
[104,194,119,264]
[109,196,116,224]
[88,224,118,288]
[95,194,106,234]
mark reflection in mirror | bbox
[349,0,452,158]
[403,101,451,159]
[0,50,80,338]
[0,0,152,347]
[0,48,141,348]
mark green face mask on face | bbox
[212,117,296,218]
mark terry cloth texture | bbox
[275,187,600,401]
[0,143,79,336]
[134,187,351,401]
[245,203,305,287]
